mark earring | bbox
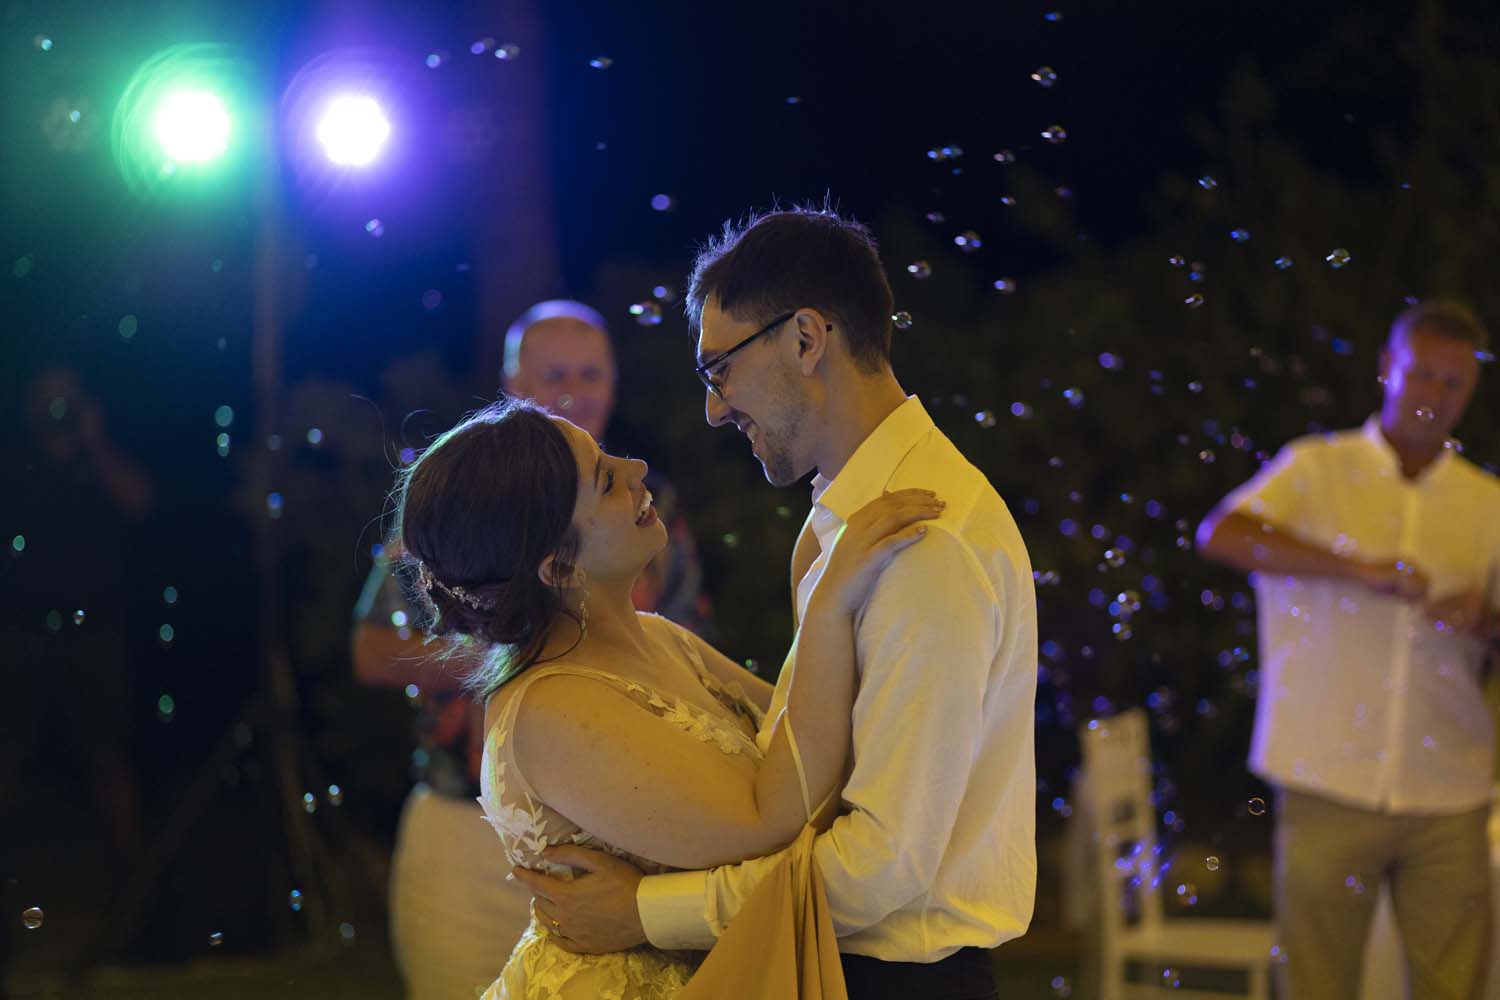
[577,588,590,637]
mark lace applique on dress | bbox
[476,623,767,999]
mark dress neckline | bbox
[488,632,758,745]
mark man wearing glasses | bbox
[512,207,1038,999]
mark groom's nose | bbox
[705,388,732,427]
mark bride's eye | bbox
[604,468,615,493]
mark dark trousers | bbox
[841,947,998,1000]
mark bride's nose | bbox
[627,456,649,482]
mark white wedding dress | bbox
[476,614,766,999]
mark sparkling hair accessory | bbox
[416,561,496,611]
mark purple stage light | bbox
[280,47,422,199]
[315,95,390,166]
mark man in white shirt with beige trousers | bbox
[1199,300,1500,999]
[510,206,1038,998]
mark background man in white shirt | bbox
[1197,300,1500,999]
[509,206,1039,999]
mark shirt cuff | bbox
[637,869,718,951]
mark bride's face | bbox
[554,416,667,586]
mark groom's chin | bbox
[762,461,804,489]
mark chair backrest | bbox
[1077,709,1165,938]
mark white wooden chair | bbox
[1077,709,1275,999]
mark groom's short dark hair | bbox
[686,204,895,373]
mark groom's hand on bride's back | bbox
[511,845,648,954]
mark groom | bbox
[512,206,1038,999]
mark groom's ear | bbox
[793,309,833,377]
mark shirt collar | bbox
[809,396,934,532]
[1360,413,1453,482]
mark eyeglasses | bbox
[693,311,796,399]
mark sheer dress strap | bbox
[487,663,646,804]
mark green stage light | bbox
[152,89,231,163]
[112,43,253,197]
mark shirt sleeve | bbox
[1222,438,1319,532]
[1488,522,1500,615]
[636,525,1002,946]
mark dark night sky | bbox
[1,1,1434,393]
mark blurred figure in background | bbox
[2,368,153,976]
[4,368,152,859]
[352,299,711,1000]
[1197,300,1500,1000]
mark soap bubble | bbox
[629,301,663,326]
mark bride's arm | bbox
[513,490,941,870]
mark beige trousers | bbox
[390,784,534,1000]
[1274,787,1490,1000]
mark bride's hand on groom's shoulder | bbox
[818,489,944,615]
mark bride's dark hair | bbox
[393,397,583,699]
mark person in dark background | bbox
[1,367,155,982]
[4,368,152,861]
[1197,301,1500,999]
[351,299,712,999]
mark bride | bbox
[391,397,940,999]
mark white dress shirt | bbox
[637,396,1038,961]
[1225,417,1500,813]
